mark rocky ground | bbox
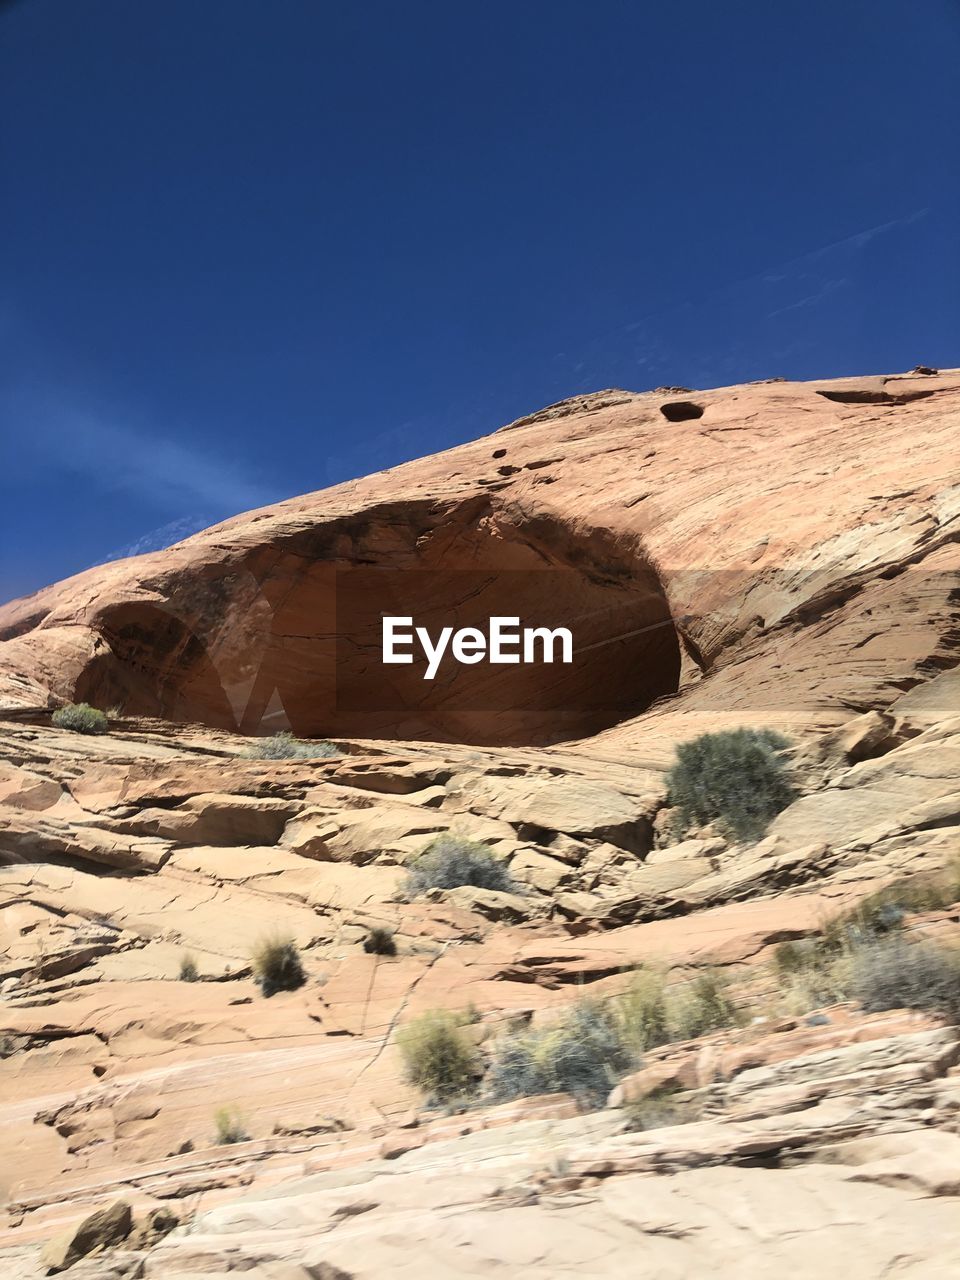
[1,700,957,1277]
[1,368,958,1275]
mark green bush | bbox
[251,934,307,997]
[667,970,743,1040]
[849,937,960,1023]
[51,702,108,735]
[243,731,340,760]
[828,863,960,946]
[213,1106,250,1145]
[666,727,794,841]
[615,969,670,1052]
[179,953,199,982]
[396,1010,480,1104]
[486,1001,636,1109]
[615,967,742,1049]
[364,926,397,956]
[406,834,514,896]
[772,937,853,1012]
[624,1086,702,1132]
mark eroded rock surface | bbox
[1,370,959,1276]
[1,368,957,746]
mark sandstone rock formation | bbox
[0,368,958,1276]
[1,368,957,746]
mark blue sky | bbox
[2,0,958,602]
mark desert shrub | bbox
[243,731,339,760]
[830,864,960,946]
[179,953,199,982]
[486,1000,636,1109]
[667,970,743,1041]
[406,834,514,896]
[51,702,108,735]
[773,939,810,977]
[363,926,397,956]
[251,934,306,997]
[624,1086,702,1132]
[666,727,794,841]
[213,1106,250,1145]
[773,937,852,1013]
[615,969,670,1052]
[849,937,960,1023]
[396,1010,480,1104]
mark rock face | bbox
[1,368,957,746]
[39,1200,131,1274]
[0,368,958,1277]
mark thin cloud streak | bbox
[102,513,215,563]
[767,277,849,319]
[8,391,278,514]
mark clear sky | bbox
[2,0,958,602]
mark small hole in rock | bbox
[660,401,704,422]
[492,448,507,458]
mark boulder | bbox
[40,1199,132,1273]
[443,886,534,922]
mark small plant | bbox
[213,1106,250,1145]
[243,731,340,761]
[486,1000,636,1109]
[251,934,307,997]
[396,1010,480,1105]
[666,727,794,842]
[615,969,670,1052]
[667,970,743,1041]
[624,1086,702,1132]
[363,926,397,956]
[849,937,960,1023]
[772,937,851,1012]
[406,834,514,896]
[829,864,960,946]
[51,702,108,735]
[179,953,199,982]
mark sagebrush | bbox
[486,1001,636,1109]
[251,934,307,997]
[213,1106,250,1145]
[396,1010,480,1104]
[615,968,669,1052]
[617,967,741,1048]
[773,908,960,1022]
[668,970,743,1040]
[52,702,109,735]
[826,862,960,946]
[364,926,397,956]
[406,834,514,896]
[625,1086,702,1132]
[849,937,960,1023]
[667,727,794,841]
[243,731,339,760]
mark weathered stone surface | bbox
[39,1200,132,1273]
[5,369,956,749]
[0,370,958,1277]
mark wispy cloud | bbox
[6,391,277,514]
[767,276,849,319]
[102,513,216,562]
[559,206,933,388]
[801,208,929,264]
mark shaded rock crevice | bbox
[69,499,682,747]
